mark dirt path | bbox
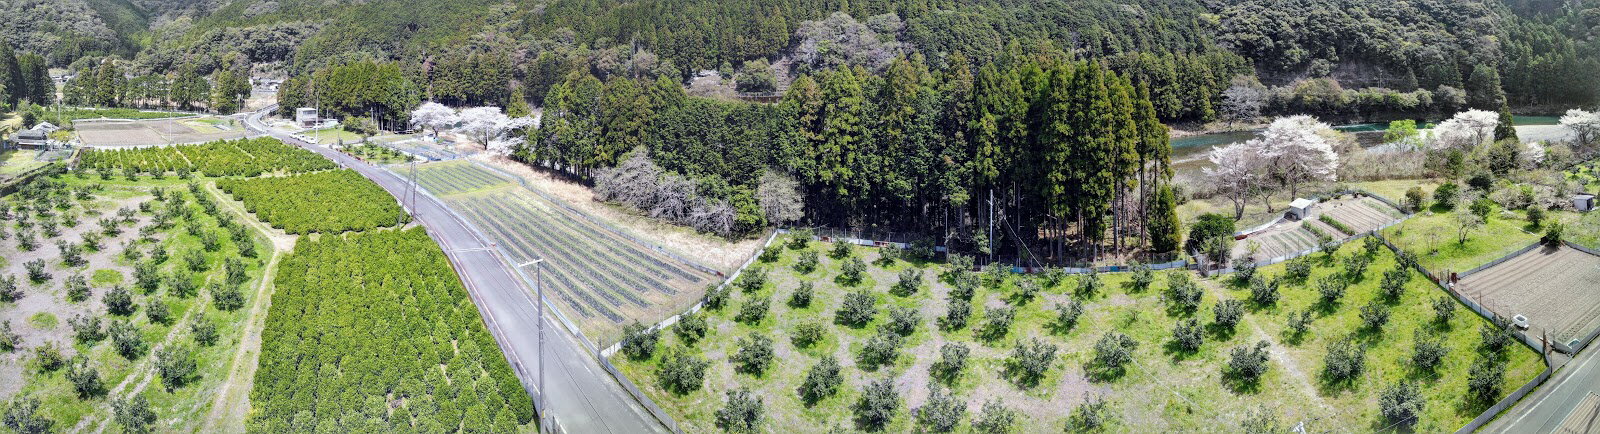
[73,282,209,433]
[200,184,296,433]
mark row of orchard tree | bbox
[528,44,1182,262]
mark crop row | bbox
[79,137,336,177]
[497,191,705,285]
[454,201,622,322]
[414,162,511,196]
[477,198,667,299]
[252,228,533,432]
[217,170,409,234]
[478,192,699,293]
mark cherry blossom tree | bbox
[1430,109,1498,149]
[1559,109,1600,145]
[1206,141,1263,220]
[1257,115,1339,198]
[409,102,458,137]
[454,106,534,157]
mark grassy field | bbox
[305,127,363,145]
[1381,203,1539,273]
[612,236,1542,432]
[1349,179,1440,204]
[3,175,275,432]
[0,150,45,178]
[1220,241,1544,432]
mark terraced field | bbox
[413,161,716,343]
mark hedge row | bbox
[217,169,407,234]
[250,228,533,432]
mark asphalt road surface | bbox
[245,107,668,434]
[1486,347,1600,433]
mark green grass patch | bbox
[1381,205,1539,273]
[91,268,124,286]
[27,312,57,330]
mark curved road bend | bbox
[244,107,668,434]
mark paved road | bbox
[244,107,668,434]
[1486,347,1600,433]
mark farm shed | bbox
[1575,194,1596,212]
[1288,198,1316,220]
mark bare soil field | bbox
[1236,195,1404,261]
[1456,245,1600,346]
[76,118,248,147]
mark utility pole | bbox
[988,189,995,266]
[516,258,547,427]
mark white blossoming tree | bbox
[409,102,459,137]
[1258,115,1339,198]
[1559,109,1600,145]
[1206,141,1263,220]
[1430,109,1498,149]
[454,106,535,157]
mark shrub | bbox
[59,241,84,266]
[1412,331,1448,372]
[1227,340,1271,383]
[1359,300,1391,331]
[799,355,843,405]
[714,388,764,433]
[1342,253,1371,278]
[1092,332,1138,373]
[1005,337,1058,387]
[733,333,775,375]
[950,271,978,300]
[191,317,218,347]
[977,305,1016,342]
[704,283,731,311]
[0,276,17,302]
[1242,406,1281,434]
[881,306,919,336]
[109,320,145,359]
[1173,318,1203,352]
[891,268,923,297]
[1075,269,1104,297]
[65,356,103,398]
[1234,261,1257,284]
[788,281,814,308]
[1363,235,1384,256]
[1041,268,1067,289]
[0,321,16,352]
[971,399,1017,434]
[1378,381,1424,427]
[839,257,868,285]
[735,267,768,293]
[65,274,90,302]
[1323,337,1366,383]
[940,297,971,331]
[786,230,811,250]
[24,260,49,282]
[1164,272,1203,313]
[1404,187,1426,212]
[619,321,660,360]
[916,385,966,433]
[1434,183,1460,208]
[673,311,707,346]
[1213,300,1244,330]
[184,249,207,272]
[1480,315,1513,354]
[1316,275,1347,306]
[793,250,819,274]
[1128,263,1154,292]
[758,244,781,263]
[946,254,974,278]
[68,315,104,344]
[167,273,198,298]
[657,347,709,394]
[1432,295,1457,324]
[1052,299,1085,333]
[931,343,969,385]
[212,283,245,311]
[858,330,904,370]
[836,290,877,327]
[1379,266,1409,300]
[105,286,136,316]
[1066,395,1111,431]
[146,298,172,325]
[792,322,825,348]
[33,341,64,372]
[112,395,156,434]
[134,261,161,291]
[1542,222,1564,247]
[852,377,900,431]
[1467,357,1505,402]
[154,345,196,391]
[830,241,852,259]
[736,296,771,325]
[1286,310,1313,340]
[1249,276,1280,307]
[874,246,900,267]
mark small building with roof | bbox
[1287,198,1316,220]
